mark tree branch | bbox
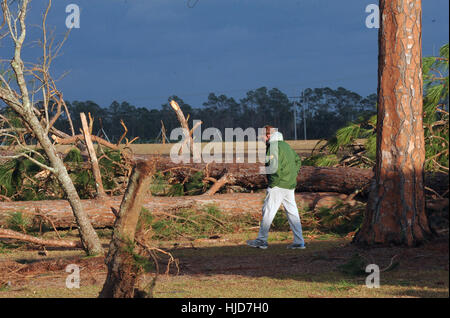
[0,228,82,249]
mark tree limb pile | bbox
[150,157,448,196]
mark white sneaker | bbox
[246,239,268,249]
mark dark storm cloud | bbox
[2,0,448,109]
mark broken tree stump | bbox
[80,112,106,199]
[99,160,155,298]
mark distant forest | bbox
[16,86,378,143]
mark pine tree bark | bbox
[353,0,433,246]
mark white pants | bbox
[257,186,305,245]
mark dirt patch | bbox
[0,255,106,290]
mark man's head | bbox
[263,125,277,142]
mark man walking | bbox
[247,125,306,249]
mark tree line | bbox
[44,86,377,143]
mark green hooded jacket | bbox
[265,132,302,190]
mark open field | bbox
[127,140,328,157]
[1,139,366,158]
[0,229,448,298]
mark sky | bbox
[1,0,449,110]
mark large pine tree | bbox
[353,0,433,246]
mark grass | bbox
[1,285,102,298]
[0,231,448,298]
[149,238,449,298]
[3,270,447,298]
[322,280,357,292]
[137,205,260,241]
[0,202,448,298]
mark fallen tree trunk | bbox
[149,157,448,195]
[151,158,373,193]
[0,192,351,229]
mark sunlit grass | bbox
[0,229,448,298]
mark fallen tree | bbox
[0,160,446,229]
[0,192,352,229]
[150,158,448,196]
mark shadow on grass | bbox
[1,233,448,297]
[162,235,449,297]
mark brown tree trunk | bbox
[151,158,447,195]
[0,192,352,229]
[153,158,376,194]
[353,0,433,246]
[99,161,155,298]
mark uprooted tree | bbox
[0,0,103,255]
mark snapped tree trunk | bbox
[353,0,433,246]
[99,160,155,298]
[80,112,107,199]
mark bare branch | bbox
[0,228,82,249]
[0,0,103,256]
[2,152,55,173]
[117,119,128,145]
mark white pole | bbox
[294,99,297,140]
